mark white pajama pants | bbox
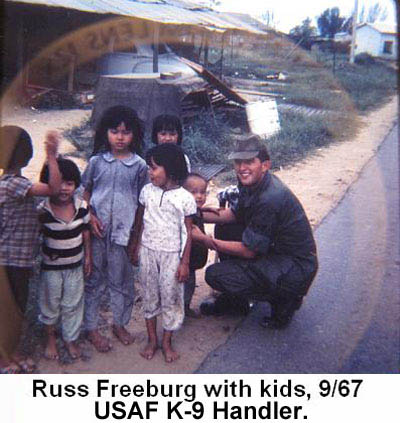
[39,266,84,342]
[139,246,184,331]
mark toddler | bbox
[38,158,91,360]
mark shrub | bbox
[336,62,397,111]
[354,53,375,65]
[266,110,354,169]
[183,110,247,165]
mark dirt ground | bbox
[0,95,397,373]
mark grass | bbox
[183,109,247,165]
[268,111,356,169]
[64,36,396,173]
[63,119,93,161]
[335,62,397,112]
[207,37,396,114]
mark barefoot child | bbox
[129,143,196,362]
[151,114,191,171]
[38,158,91,360]
[0,126,61,373]
[82,105,148,352]
[182,173,214,317]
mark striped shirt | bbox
[0,174,40,267]
[38,197,90,270]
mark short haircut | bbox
[146,144,188,184]
[151,114,183,145]
[184,172,208,187]
[40,157,81,187]
[0,125,33,170]
[256,144,270,162]
[93,105,144,156]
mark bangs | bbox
[158,122,178,133]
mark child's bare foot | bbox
[65,341,81,360]
[140,342,158,360]
[112,325,134,345]
[0,359,21,374]
[11,353,36,373]
[162,343,180,363]
[44,336,59,360]
[87,330,112,353]
[185,307,201,318]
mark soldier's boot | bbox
[260,296,303,329]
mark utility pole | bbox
[153,23,160,73]
[349,0,358,63]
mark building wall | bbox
[355,25,397,59]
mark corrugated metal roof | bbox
[6,0,267,34]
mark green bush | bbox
[354,53,375,65]
[183,110,247,165]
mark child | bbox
[0,125,61,373]
[82,105,148,352]
[151,114,191,172]
[38,158,91,360]
[129,143,196,362]
[182,173,214,317]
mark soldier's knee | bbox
[205,263,226,290]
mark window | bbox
[383,41,393,54]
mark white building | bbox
[334,31,352,42]
[354,23,397,60]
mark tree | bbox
[344,2,389,35]
[317,7,346,38]
[366,2,388,23]
[358,2,388,23]
[200,0,221,7]
[289,17,317,50]
[343,15,353,34]
[261,10,276,29]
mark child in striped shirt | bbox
[38,158,91,361]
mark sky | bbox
[213,0,397,33]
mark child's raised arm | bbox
[28,131,62,196]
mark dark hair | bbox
[93,105,144,156]
[257,146,270,162]
[146,144,188,184]
[184,172,208,186]
[40,157,81,187]
[151,114,183,145]
[0,125,33,170]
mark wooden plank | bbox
[178,56,248,105]
[235,88,284,98]
[191,164,226,181]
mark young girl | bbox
[82,105,148,353]
[129,143,196,363]
[151,114,191,172]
